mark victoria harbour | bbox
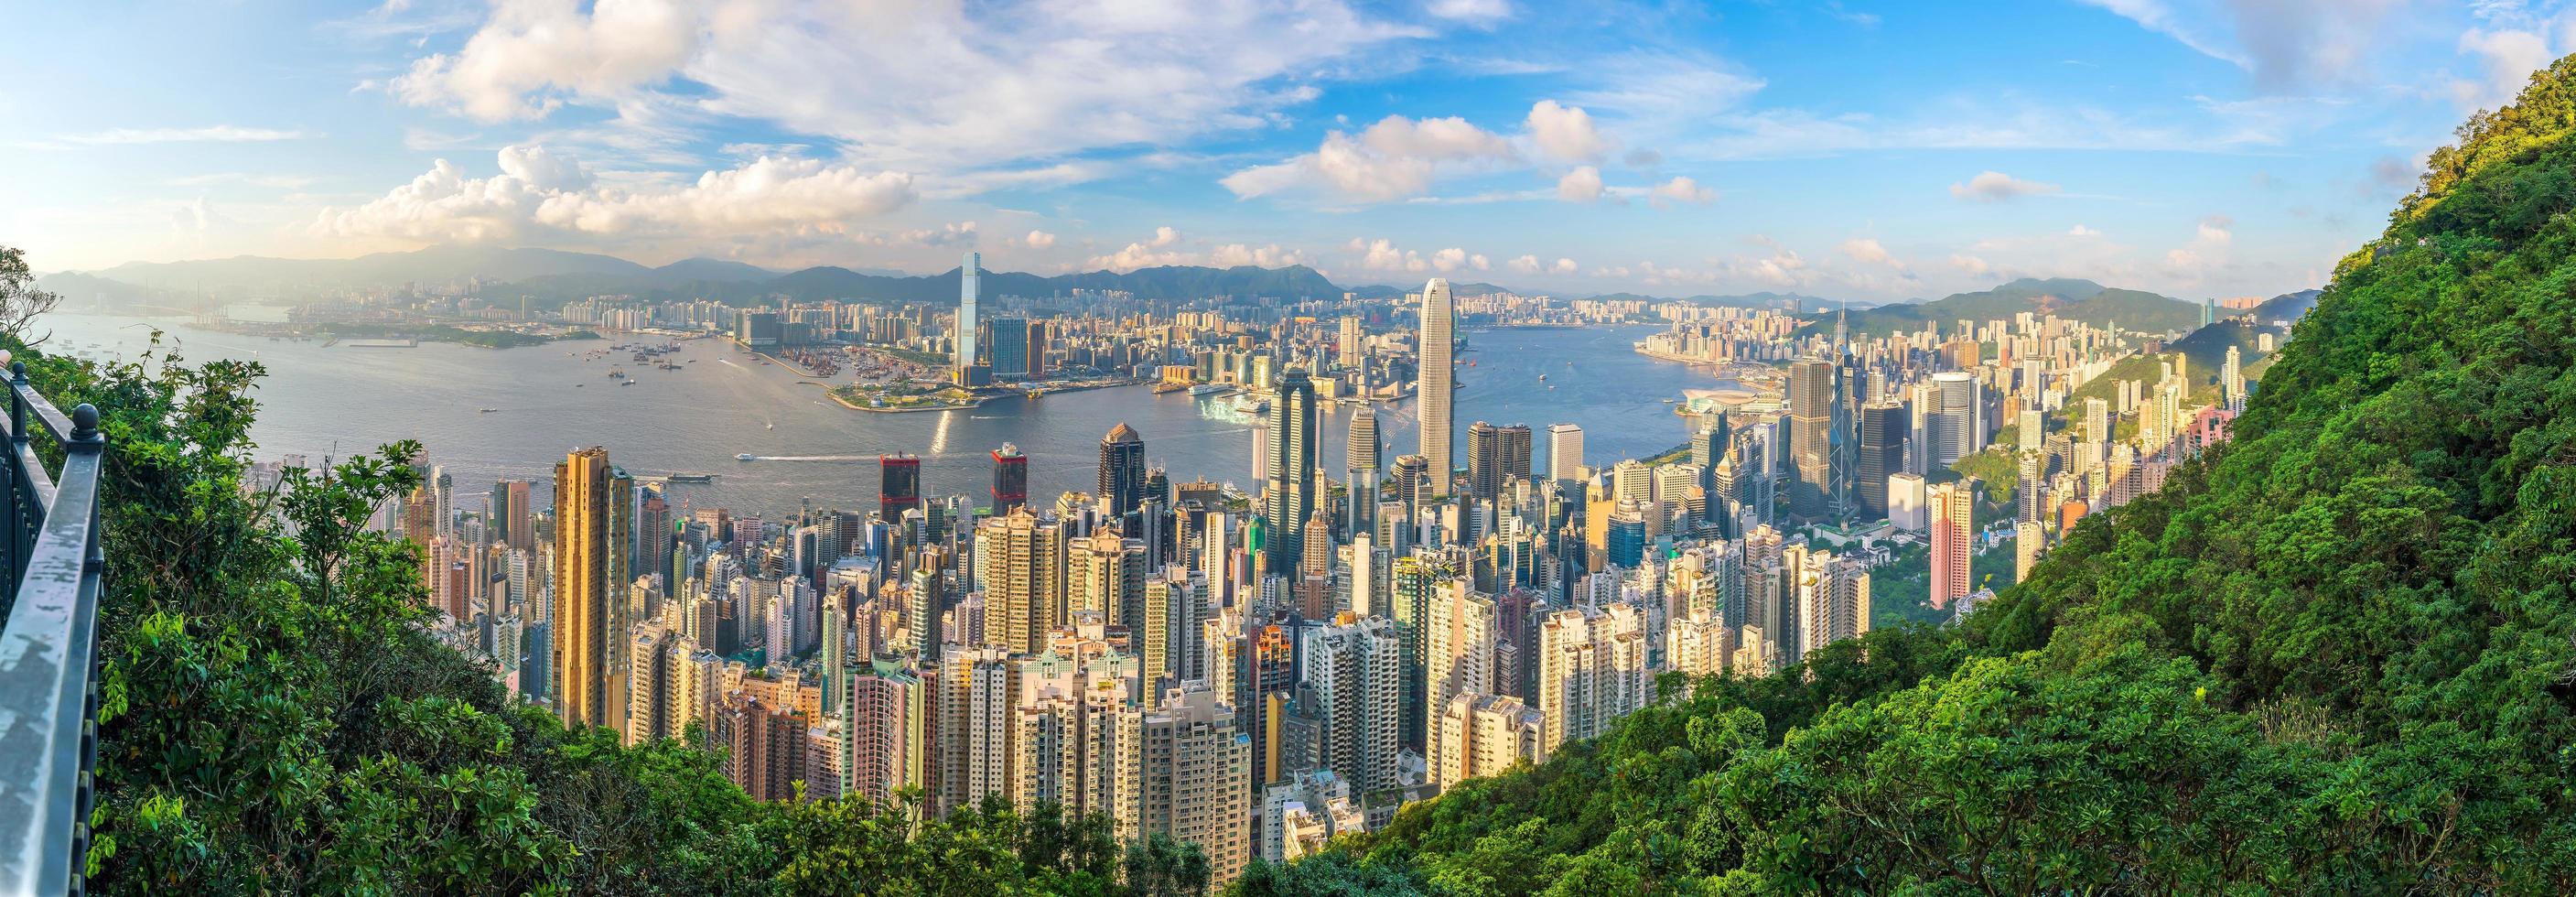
[41,313,1731,509]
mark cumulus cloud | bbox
[1084,229,1306,272]
[1525,100,1608,162]
[2068,223,2102,237]
[1507,254,1541,274]
[2078,0,2402,91]
[1023,229,1057,249]
[313,145,916,244]
[1649,176,1718,207]
[1951,254,1994,277]
[1550,256,1578,275]
[2453,27,2554,111]
[1557,166,1604,202]
[1149,226,1181,247]
[1839,238,1904,271]
[397,0,1423,173]
[1949,170,2059,202]
[1226,99,1616,203]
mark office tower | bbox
[879,454,922,519]
[1499,424,1532,490]
[1100,423,1147,520]
[2017,449,2046,524]
[1337,315,1363,371]
[1930,372,1978,468]
[2084,397,2110,445]
[955,250,980,382]
[977,510,1062,654]
[1611,459,1653,503]
[985,314,1029,379]
[1888,472,1928,531]
[1464,421,1500,502]
[493,479,534,552]
[1606,499,1648,568]
[554,447,632,733]
[1266,368,1320,576]
[1347,405,1382,538]
[1785,358,1834,524]
[1417,277,1455,493]
[1301,617,1402,793]
[1535,601,1649,751]
[1116,686,1253,886]
[1857,402,1906,519]
[2017,402,2043,448]
[1929,481,1975,608]
[1433,693,1547,786]
[1547,424,1584,481]
[991,443,1029,513]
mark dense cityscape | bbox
[361,255,2265,886]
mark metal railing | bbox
[0,359,110,897]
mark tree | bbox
[0,246,60,343]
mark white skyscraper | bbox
[1418,278,1455,495]
[1547,423,1584,482]
[956,251,980,379]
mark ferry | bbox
[478,407,499,413]
[1187,383,1228,396]
[736,453,757,461]
[666,473,716,483]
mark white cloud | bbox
[1507,254,1541,274]
[1149,226,1181,248]
[2077,0,2402,91]
[314,145,915,244]
[1426,0,1511,24]
[2069,223,2102,237]
[400,0,1424,173]
[1352,237,1431,273]
[1084,229,1308,271]
[2453,27,2554,111]
[1649,176,1718,207]
[1949,170,2060,202]
[1023,229,1057,249]
[1839,238,1905,271]
[1550,257,1578,275]
[1224,113,1517,202]
[1951,254,1994,277]
[50,125,313,146]
[1557,166,1604,202]
[1525,100,1608,162]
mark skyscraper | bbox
[1929,480,1975,608]
[1346,405,1381,538]
[1929,372,1978,468]
[985,314,1029,380]
[1499,424,1532,488]
[879,454,921,519]
[1115,687,1253,886]
[1100,423,1146,520]
[492,478,534,553]
[1465,421,1502,502]
[1786,358,1834,524]
[991,443,1028,513]
[1857,402,1907,520]
[1265,368,1320,576]
[554,447,633,733]
[1547,423,1584,482]
[1417,278,1455,494]
[955,251,980,383]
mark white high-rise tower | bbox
[1418,278,1454,495]
[956,251,980,380]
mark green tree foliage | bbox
[1240,55,2576,897]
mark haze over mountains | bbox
[39,244,2289,325]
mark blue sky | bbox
[2,0,2567,300]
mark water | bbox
[33,315,1745,513]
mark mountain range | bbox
[1805,276,2212,337]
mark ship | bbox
[736,453,757,461]
[478,407,499,413]
[1187,383,1228,396]
[666,473,716,483]
[608,365,626,379]
[1537,373,1547,381]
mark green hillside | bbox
[1812,276,2206,339]
[1242,59,2576,895]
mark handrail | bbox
[0,356,110,897]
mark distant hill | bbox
[71,245,789,294]
[2250,288,2322,323]
[1345,281,1517,299]
[1814,277,2204,337]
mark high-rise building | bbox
[1930,372,1978,468]
[1423,578,1496,786]
[1786,358,1834,524]
[1300,616,1402,793]
[955,251,981,383]
[985,314,1029,380]
[1465,421,1502,502]
[1346,405,1381,537]
[1337,316,1363,371]
[1265,368,1320,576]
[977,510,1063,654]
[879,454,922,519]
[1499,424,1532,489]
[1116,687,1253,886]
[1534,601,1648,751]
[1100,423,1147,520]
[1929,480,1975,608]
[991,443,1029,513]
[1417,278,1455,494]
[1857,402,1906,520]
[493,479,534,553]
[1547,423,1584,482]
[1431,692,1545,787]
[554,447,633,733]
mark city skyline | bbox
[13,2,2574,301]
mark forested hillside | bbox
[1239,58,2576,896]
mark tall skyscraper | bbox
[1265,368,1320,576]
[1547,423,1584,482]
[1300,616,1402,793]
[1929,480,1975,608]
[1417,278,1455,494]
[977,509,1062,654]
[1786,358,1834,524]
[991,443,1029,513]
[985,314,1029,380]
[1337,315,1363,371]
[879,454,922,519]
[1498,424,1532,488]
[1100,423,1147,520]
[1465,421,1502,502]
[1857,402,1907,520]
[1346,405,1382,538]
[554,447,633,733]
[1929,372,1978,468]
[955,250,980,383]
[492,478,534,552]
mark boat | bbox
[478,408,499,413]
[576,383,586,387]
[736,453,757,461]
[1661,397,1676,404]
[666,473,716,483]
[1537,373,1547,381]
[620,379,636,385]
[1187,383,1227,396]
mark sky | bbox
[2,0,2570,301]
